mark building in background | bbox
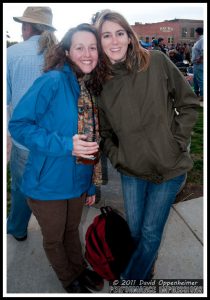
[131,19,203,45]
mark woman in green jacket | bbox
[94,10,200,280]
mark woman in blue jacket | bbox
[9,23,105,293]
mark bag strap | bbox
[100,206,113,216]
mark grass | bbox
[187,107,203,185]
[6,107,203,213]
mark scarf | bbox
[77,77,103,186]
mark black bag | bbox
[85,206,135,281]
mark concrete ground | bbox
[6,161,205,295]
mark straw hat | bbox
[13,6,56,31]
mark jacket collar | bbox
[62,63,80,92]
[62,63,76,77]
[111,61,130,76]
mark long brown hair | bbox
[30,23,58,59]
[94,10,151,77]
[44,23,108,96]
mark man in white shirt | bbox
[191,27,203,101]
[7,6,57,241]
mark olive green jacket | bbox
[98,50,200,183]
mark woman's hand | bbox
[85,194,96,206]
[72,134,99,159]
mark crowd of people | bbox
[7,6,201,294]
[149,33,203,99]
[147,39,196,64]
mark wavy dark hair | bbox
[44,23,108,96]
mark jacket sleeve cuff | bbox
[63,136,73,153]
[87,184,96,196]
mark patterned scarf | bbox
[77,77,103,186]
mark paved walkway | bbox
[6,161,204,295]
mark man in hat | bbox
[7,6,57,241]
[191,27,203,101]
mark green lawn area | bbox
[6,107,203,214]
[187,107,203,185]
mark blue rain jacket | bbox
[9,64,95,200]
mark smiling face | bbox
[100,20,130,64]
[69,31,98,74]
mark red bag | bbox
[85,206,134,281]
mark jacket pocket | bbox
[143,122,182,173]
[38,157,48,181]
[41,155,76,193]
[32,153,47,182]
[165,125,183,154]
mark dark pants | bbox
[27,195,87,288]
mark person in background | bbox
[168,49,183,65]
[192,27,203,101]
[9,23,105,293]
[7,6,58,241]
[183,43,191,63]
[151,39,161,51]
[94,10,200,280]
[178,44,185,60]
[158,37,167,54]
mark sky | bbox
[3,2,206,42]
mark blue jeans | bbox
[193,63,203,97]
[7,144,32,238]
[120,173,186,280]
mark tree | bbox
[6,31,18,48]
[7,41,18,48]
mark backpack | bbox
[85,206,135,281]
